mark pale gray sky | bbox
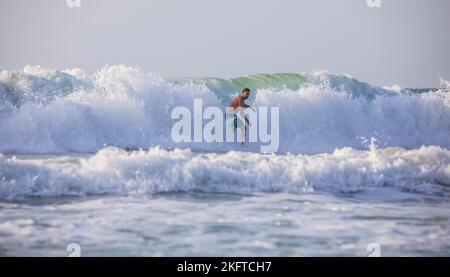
[1,0,449,87]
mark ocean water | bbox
[0,65,449,256]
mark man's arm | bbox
[238,98,251,108]
[239,98,256,113]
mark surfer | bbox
[227,88,256,144]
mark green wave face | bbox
[166,73,310,102]
[166,72,413,104]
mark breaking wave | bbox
[1,146,449,200]
[0,65,449,154]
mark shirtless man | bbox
[228,88,256,143]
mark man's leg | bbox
[239,122,246,144]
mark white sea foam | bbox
[0,145,449,200]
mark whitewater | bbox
[1,65,449,256]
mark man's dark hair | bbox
[242,88,250,93]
